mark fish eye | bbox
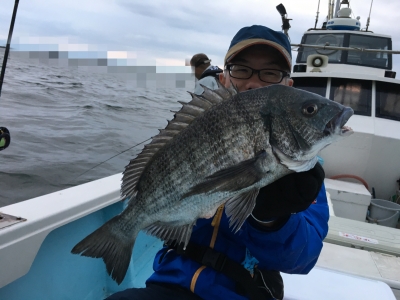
[302,104,318,116]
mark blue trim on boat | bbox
[326,25,360,31]
[0,201,163,299]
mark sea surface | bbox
[0,52,194,206]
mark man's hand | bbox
[252,162,325,221]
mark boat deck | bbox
[318,242,400,299]
[323,180,400,298]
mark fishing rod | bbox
[0,0,19,151]
[0,0,19,97]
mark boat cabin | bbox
[289,5,400,201]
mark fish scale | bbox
[72,83,353,284]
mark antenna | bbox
[334,0,341,17]
[366,0,373,31]
[327,0,334,20]
[314,0,321,28]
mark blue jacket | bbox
[147,184,329,299]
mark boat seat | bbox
[326,215,400,257]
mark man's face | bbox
[220,45,293,92]
[191,65,205,80]
[194,66,203,80]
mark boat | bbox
[0,0,399,299]
[0,174,396,299]
[288,0,400,298]
[290,1,400,202]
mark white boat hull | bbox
[320,116,400,200]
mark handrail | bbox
[291,43,400,54]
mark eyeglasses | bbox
[225,64,290,84]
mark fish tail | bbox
[71,215,137,285]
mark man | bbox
[190,53,223,95]
[107,25,328,300]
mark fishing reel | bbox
[0,127,10,151]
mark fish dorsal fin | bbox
[121,83,237,198]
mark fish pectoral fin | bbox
[144,221,196,248]
[225,188,259,233]
[184,150,270,197]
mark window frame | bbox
[375,81,400,121]
[329,78,372,116]
[296,33,392,70]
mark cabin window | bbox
[292,77,327,97]
[376,81,400,121]
[297,33,345,64]
[346,35,391,69]
[330,78,372,116]
[296,33,392,70]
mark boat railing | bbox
[291,43,400,54]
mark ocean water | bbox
[0,52,194,206]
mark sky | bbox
[1,0,400,73]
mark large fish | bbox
[72,83,353,284]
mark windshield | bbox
[296,33,392,69]
[297,33,345,63]
[347,35,391,69]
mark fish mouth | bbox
[324,107,354,136]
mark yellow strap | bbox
[210,204,224,249]
[189,204,224,294]
[190,265,206,293]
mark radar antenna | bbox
[276,3,292,40]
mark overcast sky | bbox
[1,0,400,72]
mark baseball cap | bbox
[190,53,211,68]
[224,25,292,70]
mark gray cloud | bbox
[117,1,228,34]
[2,0,400,73]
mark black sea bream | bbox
[72,84,353,283]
